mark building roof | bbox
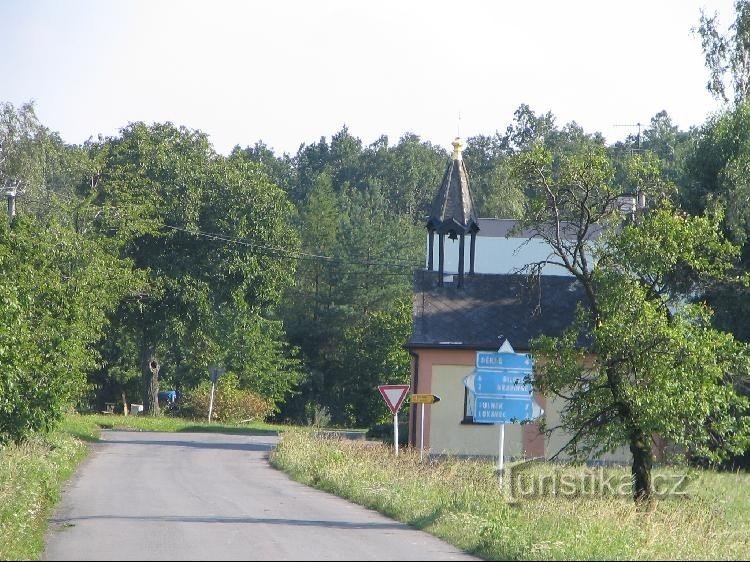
[426,139,479,236]
[474,218,603,240]
[408,271,586,351]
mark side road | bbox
[43,431,478,561]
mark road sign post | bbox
[394,412,399,457]
[208,365,224,423]
[410,394,440,462]
[378,384,410,456]
[498,423,505,480]
[420,404,424,460]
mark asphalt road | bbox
[43,431,477,561]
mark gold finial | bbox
[451,137,465,160]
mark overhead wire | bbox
[10,196,426,276]
[160,223,424,273]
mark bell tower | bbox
[426,137,479,288]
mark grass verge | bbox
[0,416,99,560]
[270,431,750,560]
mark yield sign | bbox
[378,384,410,415]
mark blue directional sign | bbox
[476,351,532,371]
[464,342,540,425]
[472,371,531,396]
[473,396,534,424]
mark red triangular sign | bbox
[378,384,410,415]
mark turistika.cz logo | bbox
[502,459,696,501]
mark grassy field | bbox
[270,431,750,560]
[0,413,287,560]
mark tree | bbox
[0,215,134,442]
[683,102,750,344]
[230,141,296,195]
[0,101,136,441]
[87,122,299,413]
[333,297,413,426]
[512,144,750,501]
[697,0,750,104]
[464,134,525,218]
[503,104,556,152]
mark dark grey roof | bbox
[475,218,533,238]
[408,271,586,351]
[426,157,479,235]
[475,218,603,240]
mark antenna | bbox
[614,122,643,151]
[457,111,462,138]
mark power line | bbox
[160,224,423,272]
[6,196,424,275]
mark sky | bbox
[0,0,738,156]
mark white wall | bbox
[426,235,575,276]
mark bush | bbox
[366,421,408,445]
[179,374,272,423]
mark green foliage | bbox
[696,0,750,104]
[0,214,134,443]
[683,101,750,347]
[463,134,525,218]
[278,179,420,425]
[685,101,750,245]
[180,374,273,423]
[333,297,414,426]
[212,303,302,409]
[514,143,750,499]
[86,122,300,410]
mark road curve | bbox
[43,431,478,561]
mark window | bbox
[461,387,476,424]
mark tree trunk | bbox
[121,391,129,416]
[141,342,160,416]
[629,428,653,503]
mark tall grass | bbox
[0,416,98,560]
[271,431,750,560]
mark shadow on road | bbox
[177,426,279,437]
[50,514,408,531]
[101,438,273,453]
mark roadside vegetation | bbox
[271,432,750,561]
[0,417,97,560]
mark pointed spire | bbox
[427,137,478,237]
[427,137,480,287]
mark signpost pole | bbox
[208,380,216,423]
[419,403,425,462]
[394,412,399,456]
[207,365,223,424]
[498,424,505,482]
